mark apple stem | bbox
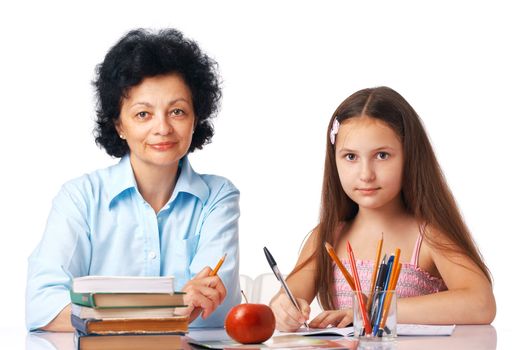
[241,290,249,303]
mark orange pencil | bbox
[388,249,401,290]
[209,253,227,276]
[366,234,384,312]
[324,242,356,290]
[346,241,372,335]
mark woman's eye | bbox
[377,152,390,160]
[345,153,357,161]
[170,108,184,117]
[136,111,149,119]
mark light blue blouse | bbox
[25,155,241,330]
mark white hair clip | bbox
[330,117,340,145]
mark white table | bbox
[10,325,501,350]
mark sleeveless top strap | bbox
[410,231,424,266]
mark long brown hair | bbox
[294,86,492,310]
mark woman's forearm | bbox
[40,304,74,332]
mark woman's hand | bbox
[270,292,310,332]
[175,267,227,322]
[308,309,353,328]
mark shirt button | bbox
[148,251,157,260]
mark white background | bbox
[0,0,523,346]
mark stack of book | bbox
[70,275,189,350]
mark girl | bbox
[270,87,496,331]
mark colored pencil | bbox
[324,242,356,290]
[378,261,402,332]
[346,241,372,335]
[209,253,227,276]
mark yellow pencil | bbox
[209,253,227,276]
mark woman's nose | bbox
[154,115,173,135]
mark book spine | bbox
[70,314,93,334]
[70,290,97,308]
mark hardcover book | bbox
[71,314,189,335]
[70,290,185,308]
[74,331,187,350]
[71,304,179,319]
[72,275,176,293]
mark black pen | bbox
[369,254,388,329]
[375,254,389,291]
[263,247,309,330]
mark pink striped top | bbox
[333,234,447,309]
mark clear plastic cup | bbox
[353,290,397,341]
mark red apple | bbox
[225,303,276,344]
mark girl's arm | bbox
[398,228,496,324]
[269,231,319,331]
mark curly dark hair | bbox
[93,28,221,157]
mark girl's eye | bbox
[377,152,390,160]
[345,153,357,161]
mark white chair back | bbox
[252,273,284,305]
[239,274,253,303]
[248,273,324,318]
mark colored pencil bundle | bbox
[325,235,401,337]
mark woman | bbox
[25,28,241,331]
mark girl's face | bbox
[116,73,195,170]
[334,116,404,211]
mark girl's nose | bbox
[359,161,376,182]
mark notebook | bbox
[279,324,455,337]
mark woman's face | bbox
[334,116,404,211]
[116,73,195,171]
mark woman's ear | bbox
[192,117,198,134]
[114,120,125,139]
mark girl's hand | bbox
[270,292,310,332]
[309,309,353,328]
[175,267,227,322]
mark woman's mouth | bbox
[150,142,176,151]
